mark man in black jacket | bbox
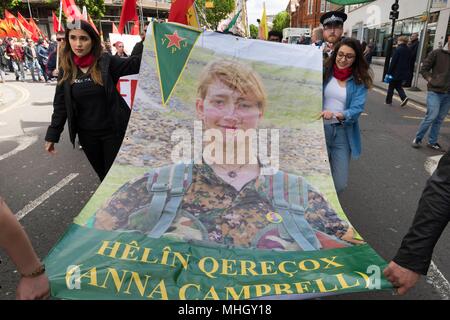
[412,34,450,151]
[404,33,419,87]
[385,35,411,106]
[384,150,450,295]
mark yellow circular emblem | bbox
[266,212,283,224]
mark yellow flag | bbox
[258,2,268,40]
[187,3,200,28]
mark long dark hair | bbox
[59,20,103,86]
[325,38,373,88]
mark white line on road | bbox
[0,135,38,161]
[422,155,450,300]
[15,173,79,221]
[425,155,443,176]
[427,262,450,300]
[0,83,30,115]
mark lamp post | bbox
[382,0,399,80]
[409,0,432,91]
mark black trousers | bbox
[77,130,124,181]
[386,80,407,104]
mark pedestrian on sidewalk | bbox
[45,20,141,181]
[0,196,50,299]
[385,36,411,106]
[364,39,374,65]
[412,34,450,152]
[384,149,450,295]
[321,38,373,192]
[404,33,419,88]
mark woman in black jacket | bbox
[385,35,411,106]
[45,20,141,180]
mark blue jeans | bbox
[27,59,43,81]
[324,124,351,193]
[415,91,450,144]
[12,60,25,81]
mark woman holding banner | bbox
[321,38,373,193]
[44,20,141,181]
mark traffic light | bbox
[389,11,399,19]
[390,1,399,20]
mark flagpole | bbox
[27,0,33,19]
[58,0,63,32]
[139,0,144,31]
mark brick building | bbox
[288,0,344,30]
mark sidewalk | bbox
[370,57,428,106]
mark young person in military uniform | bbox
[321,11,347,58]
[91,60,361,251]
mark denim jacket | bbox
[324,75,368,159]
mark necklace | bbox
[213,164,247,179]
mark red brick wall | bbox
[290,0,343,30]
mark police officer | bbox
[321,11,347,58]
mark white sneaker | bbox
[401,97,409,107]
[411,138,421,148]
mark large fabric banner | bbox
[45,22,392,300]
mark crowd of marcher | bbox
[0,34,65,83]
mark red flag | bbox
[168,0,195,25]
[112,22,119,34]
[52,11,64,33]
[131,18,140,35]
[18,12,33,33]
[88,14,99,34]
[5,19,22,38]
[61,0,83,21]
[0,19,12,37]
[4,9,16,23]
[29,18,43,41]
[118,0,137,34]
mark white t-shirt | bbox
[323,76,347,124]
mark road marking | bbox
[15,173,79,221]
[0,83,30,115]
[403,115,450,122]
[423,155,450,300]
[427,262,450,300]
[372,87,426,112]
[0,135,38,161]
[425,155,443,175]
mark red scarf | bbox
[333,64,353,81]
[73,53,95,68]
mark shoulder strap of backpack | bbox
[287,173,322,250]
[128,165,171,232]
[271,171,321,251]
[147,163,193,238]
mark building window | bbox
[307,0,314,15]
[320,0,326,13]
[326,1,330,12]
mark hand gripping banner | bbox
[45,22,392,300]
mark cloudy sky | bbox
[246,0,290,26]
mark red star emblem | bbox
[165,31,186,50]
